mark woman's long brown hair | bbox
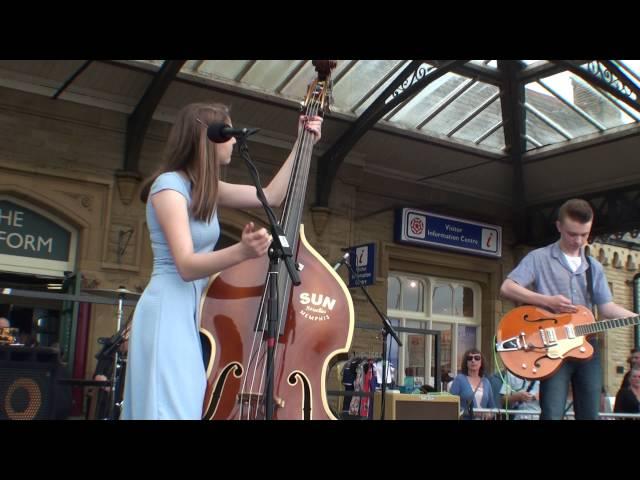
[140,102,231,222]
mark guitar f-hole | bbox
[523,314,558,324]
[533,355,547,368]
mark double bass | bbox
[199,60,354,419]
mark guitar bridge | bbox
[237,392,264,406]
[236,392,285,409]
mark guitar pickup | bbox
[564,324,576,339]
[539,328,548,345]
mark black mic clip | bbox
[332,252,350,271]
[206,122,260,143]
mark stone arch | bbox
[626,254,636,271]
[598,248,608,265]
[0,184,90,232]
[613,252,622,269]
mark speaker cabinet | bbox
[374,391,461,420]
[0,346,60,420]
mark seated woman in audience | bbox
[614,367,640,415]
[449,348,496,419]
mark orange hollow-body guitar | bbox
[496,305,640,381]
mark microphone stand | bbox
[96,300,131,420]
[236,135,300,420]
[336,254,402,420]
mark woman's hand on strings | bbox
[240,222,272,259]
[298,115,323,145]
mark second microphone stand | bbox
[237,135,300,420]
[336,253,402,420]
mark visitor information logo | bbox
[395,208,502,258]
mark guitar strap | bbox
[585,255,597,318]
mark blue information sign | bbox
[394,208,501,258]
[347,243,376,288]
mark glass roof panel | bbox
[478,125,505,149]
[451,97,502,143]
[616,60,640,90]
[470,60,498,68]
[241,60,306,91]
[525,82,600,138]
[386,72,468,128]
[353,61,416,116]
[601,90,640,121]
[424,81,500,136]
[548,70,635,128]
[331,60,406,110]
[194,60,254,80]
[136,59,640,154]
[525,112,567,147]
[137,60,164,67]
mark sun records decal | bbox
[298,292,337,321]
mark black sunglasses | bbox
[466,354,481,362]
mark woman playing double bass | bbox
[199,61,354,421]
[122,102,322,420]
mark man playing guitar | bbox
[500,199,635,420]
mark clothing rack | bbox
[331,354,395,420]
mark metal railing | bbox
[471,407,640,420]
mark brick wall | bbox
[588,242,638,396]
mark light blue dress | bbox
[121,172,220,420]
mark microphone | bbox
[206,122,260,143]
[333,252,350,271]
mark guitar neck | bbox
[575,314,640,336]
